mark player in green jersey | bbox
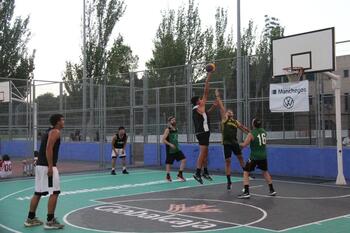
[215,89,250,190]
[162,116,186,182]
[238,118,276,199]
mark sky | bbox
[13,0,350,84]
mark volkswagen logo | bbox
[283,96,294,109]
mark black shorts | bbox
[244,159,268,172]
[196,132,210,146]
[223,143,242,159]
[166,151,186,165]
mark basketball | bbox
[205,63,216,72]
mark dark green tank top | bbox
[166,127,180,154]
[221,118,239,145]
[250,128,267,160]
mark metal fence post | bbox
[103,75,107,168]
[129,72,135,163]
[243,56,249,127]
[320,74,325,146]
[143,72,148,143]
[186,64,193,143]
[8,82,13,140]
[59,82,63,113]
[156,88,160,165]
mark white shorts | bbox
[35,166,60,196]
[111,149,126,158]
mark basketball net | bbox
[283,67,304,83]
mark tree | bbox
[0,0,35,94]
[146,0,207,86]
[105,35,139,85]
[36,93,59,112]
[249,15,284,121]
[62,0,138,94]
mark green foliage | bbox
[62,0,138,95]
[106,35,139,85]
[146,0,206,68]
[36,93,59,110]
[0,0,35,94]
[249,15,284,116]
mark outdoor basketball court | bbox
[1,168,350,233]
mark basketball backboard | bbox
[272,27,335,77]
[0,81,10,102]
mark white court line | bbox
[0,224,22,233]
[60,170,162,183]
[0,170,164,233]
[63,198,267,233]
[251,193,350,200]
[243,213,350,233]
[250,178,350,200]
[264,178,350,189]
[114,203,238,226]
[277,213,350,232]
[0,169,157,184]
[91,182,262,204]
[108,198,267,226]
[0,170,163,202]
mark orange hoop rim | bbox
[283,67,304,82]
[283,66,305,74]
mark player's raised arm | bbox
[215,89,226,121]
[240,133,254,148]
[199,64,215,111]
[237,121,251,134]
[207,99,219,114]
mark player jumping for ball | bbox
[111,127,129,175]
[214,89,250,190]
[162,116,186,182]
[191,64,216,184]
[238,118,276,199]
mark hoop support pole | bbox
[323,72,346,185]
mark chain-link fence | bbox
[1,54,350,175]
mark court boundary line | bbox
[2,170,349,233]
[0,168,158,184]
[90,180,248,204]
[63,197,267,233]
[0,224,22,233]
[266,178,350,189]
[0,170,169,233]
[92,182,350,233]
[251,192,350,200]
[108,198,267,226]
[277,213,350,232]
[0,171,231,233]
[250,178,350,200]
[0,170,164,202]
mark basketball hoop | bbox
[283,67,304,83]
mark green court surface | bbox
[0,169,350,233]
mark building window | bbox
[309,95,313,106]
[306,73,315,81]
[345,93,349,111]
[323,94,333,105]
[344,69,349,78]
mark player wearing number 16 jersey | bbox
[238,118,276,199]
